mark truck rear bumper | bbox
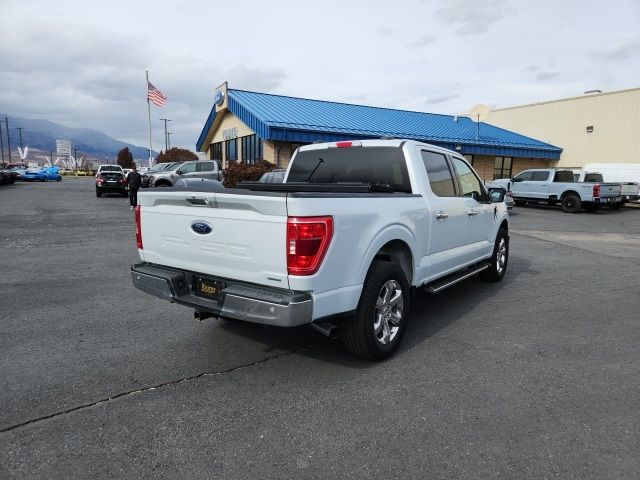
[131,263,313,327]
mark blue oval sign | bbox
[191,222,212,235]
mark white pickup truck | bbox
[575,171,639,205]
[492,168,623,213]
[131,140,510,360]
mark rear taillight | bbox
[593,183,601,197]
[286,216,333,276]
[135,206,143,249]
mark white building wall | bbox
[487,88,640,168]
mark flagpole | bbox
[146,70,153,167]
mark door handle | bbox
[435,212,449,220]
[467,209,478,216]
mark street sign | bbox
[56,139,71,156]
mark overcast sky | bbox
[1,0,639,152]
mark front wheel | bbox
[561,194,581,213]
[480,228,509,282]
[341,260,410,361]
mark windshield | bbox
[287,146,411,192]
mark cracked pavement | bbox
[1,181,639,479]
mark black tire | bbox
[155,181,170,187]
[584,204,601,212]
[56,177,62,182]
[608,202,623,210]
[561,194,581,213]
[41,176,47,182]
[514,200,526,207]
[96,188,102,197]
[480,228,509,282]
[341,260,410,361]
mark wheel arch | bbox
[561,190,580,199]
[358,226,417,286]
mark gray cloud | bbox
[425,94,460,105]
[434,0,511,35]
[522,65,540,73]
[535,72,559,81]
[408,34,435,48]
[590,38,640,62]
[0,22,287,150]
[377,28,395,36]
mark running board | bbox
[422,263,490,294]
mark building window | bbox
[225,138,237,162]
[210,142,222,161]
[493,156,512,180]
[240,135,262,164]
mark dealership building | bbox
[196,82,562,181]
[487,87,640,170]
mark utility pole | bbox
[4,117,10,164]
[16,127,24,149]
[74,148,79,171]
[0,120,4,165]
[167,132,172,150]
[159,118,171,151]
[50,149,54,166]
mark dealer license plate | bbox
[195,277,225,300]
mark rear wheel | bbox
[341,260,410,361]
[561,194,581,213]
[480,228,509,282]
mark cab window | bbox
[197,161,215,172]
[451,157,485,202]
[179,162,198,174]
[421,151,456,197]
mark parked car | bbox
[95,171,127,197]
[23,168,48,182]
[141,162,181,188]
[492,169,623,213]
[259,169,287,183]
[96,165,124,179]
[131,139,510,360]
[575,169,639,204]
[145,160,223,187]
[0,169,19,185]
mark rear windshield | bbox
[287,146,411,192]
[553,171,575,182]
[100,166,122,172]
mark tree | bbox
[155,147,198,164]
[222,160,276,188]
[116,146,135,168]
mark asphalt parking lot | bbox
[1,179,639,479]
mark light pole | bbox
[167,132,172,150]
[0,120,4,165]
[16,127,24,150]
[4,117,11,164]
[159,118,172,151]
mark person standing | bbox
[126,164,142,210]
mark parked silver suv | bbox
[145,160,223,187]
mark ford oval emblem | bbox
[191,222,212,235]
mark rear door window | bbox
[197,161,215,172]
[421,151,456,197]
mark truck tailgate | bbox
[599,183,622,197]
[137,191,289,288]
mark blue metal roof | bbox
[196,89,562,159]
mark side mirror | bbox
[488,187,506,203]
[176,170,183,175]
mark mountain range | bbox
[0,113,156,162]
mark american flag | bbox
[147,81,167,107]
